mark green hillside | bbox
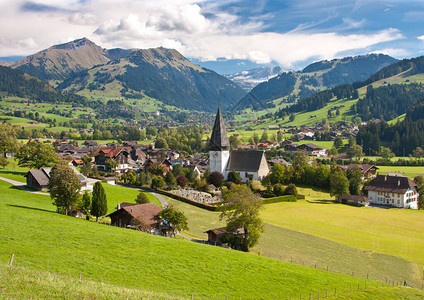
[234,54,397,111]
[2,178,417,299]
[59,47,245,112]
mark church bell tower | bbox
[209,107,230,176]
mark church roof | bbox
[210,107,230,151]
[226,150,265,172]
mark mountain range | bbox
[234,54,398,111]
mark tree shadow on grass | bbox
[0,170,27,177]
[7,204,55,214]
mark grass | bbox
[0,263,178,299]
[261,192,424,266]
[0,158,30,182]
[166,188,424,288]
[376,166,424,177]
[2,264,424,300]
[166,196,226,239]
[0,179,390,299]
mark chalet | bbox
[107,203,163,234]
[94,147,130,173]
[85,140,98,148]
[25,168,51,191]
[284,144,301,153]
[205,227,245,246]
[209,108,269,182]
[339,164,378,180]
[297,144,327,157]
[268,157,292,167]
[365,175,419,209]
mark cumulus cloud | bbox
[0,0,407,68]
[418,35,424,41]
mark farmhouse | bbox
[209,107,269,182]
[94,147,131,173]
[205,227,245,246]
[365,175,419,209]
[297,143,327,157]
[339,164,378,180]
[107,202,163,234]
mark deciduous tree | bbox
[220,185,264,252]
[330,167,349,202]
[49,162,81,215]
[0,123,18,157]
[16,140,59,169]
[160,205,188,236]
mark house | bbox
[339,164,378,180]
[340,195,371,207]
[365,175,419,209]
[297,144,327,157]
[209,107,270,182]
[25,166,93,192]
[284,144,301,153]
[205,227,245,246]
[25,168,51,190]
[107,203,163,234]
[94,147,130,173]
[268,157,292,167]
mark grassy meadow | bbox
[1,179,390,299]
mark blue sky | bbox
[0,0,423,74]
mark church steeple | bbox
[210,107,230,151]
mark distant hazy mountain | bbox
[13,38,135,83]
[224,66,282,91]
[58,47,246,112]
[234,54,398,111]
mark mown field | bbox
[1,179,394,299]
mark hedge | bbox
[262,195,297,204]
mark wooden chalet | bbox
[339,164,378,180]
[25,168,52,191]
[205,227,245,246]
[94,147,130,172]
[107,203,163,234]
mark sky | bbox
[1,0,424,74]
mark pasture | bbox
[0,179,386,299]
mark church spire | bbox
[210,107,230,151]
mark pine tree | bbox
[91,182,108,221]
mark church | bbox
[209,107,269,182]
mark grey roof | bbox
[365,175,416,193]
[210,107,229,151]
[27,170,50,187]
[226,150,265,172]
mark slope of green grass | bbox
[1,179,388,299]
[0,263,178,299]
[0,158,30,182]
[261,197,424,266]
[2,263,423,300]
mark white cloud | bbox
[0,0,406,68]
[371,48,409,57]
[418,35,424,41]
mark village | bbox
[16,108,421,251]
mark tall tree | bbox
[347,166,363,195]
[329,167,350,202]
[15,140,59,169]
[220,185,264,252]
[49,162,81,215]
[165,171,177,188]
[91,182,108,221]
[0,123,18,157]
[333,136,343,149]
[135,192,149,204]
[80,191,91,214]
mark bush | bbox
[284,184,298,197]
[262,195,297,204]
[273,184,285,196]
[135,192,149,204]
